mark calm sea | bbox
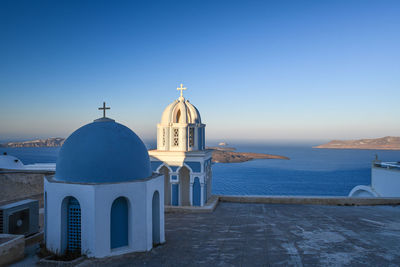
[2,143,400,196]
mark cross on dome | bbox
[98,102,110,118]
[177,83,187,98]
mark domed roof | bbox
[55,117,151,183]
[160,96,202,124]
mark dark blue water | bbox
[2,144,400,196]
[212,143,400,196]
[1,147,60,164]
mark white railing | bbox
[374,162,400,171]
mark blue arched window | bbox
[110,197,129,249]
[66,197,81,252]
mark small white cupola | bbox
[157,84,205,151]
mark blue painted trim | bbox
[185,161,201,172]
[198,128,202,150]
[193,177,201,206]
[202,128,206,150]
[151,161,163,172]
[170,166,179,172]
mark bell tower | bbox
[149,84,212,207]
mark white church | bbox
[44,103,165,258]
[149,84,213,207]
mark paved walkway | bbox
[79,202,400,266]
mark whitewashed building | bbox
[149,85,213,207]
[45,104,164,258]
[0,153,55,171]
[349,157,400,197]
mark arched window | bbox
[61,196,81,253]
[179,166,191,206]
[159,166,171,205]
[176,109,181,123]
[110,197,129,249]
[152,191,160,245]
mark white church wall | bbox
[45,175,164,258]
[93,181,148,257]
[44,178,96,256]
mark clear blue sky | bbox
[1,0,399,142]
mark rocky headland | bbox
[208,146,289,163]
[314,136,400,150]
[0,137,65,148]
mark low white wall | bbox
[372,167,400,197]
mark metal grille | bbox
[173,128,179,146]
[9,208,29,235]
[0,210,3,233]
[67,198,81,252]
[162,128,166,146]
[189,127,194,147]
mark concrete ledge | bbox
[165,195,219,213]
[163,195,400,212]
[218,195,400,206]
[26,231,44,247]
[0,234,25,266]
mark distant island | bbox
[314,136,400,150]
[0,138,289,163]
[208,146,289,163]
[0,137,65,148]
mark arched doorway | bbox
[159,166,171,205]
[152,191,160,245]
[110,197,129,249]
[179,166,191,206]
[193,177,201,206]
[61,196,81,253]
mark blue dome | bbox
[55,118,152,183]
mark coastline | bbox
[314,136,400,151]
[314,146,400,150]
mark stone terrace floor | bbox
[79,202,400,266]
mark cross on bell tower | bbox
[177,83,187,98]
[98,102,110,118]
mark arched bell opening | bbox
[179,166,191,206]
[159,166,171,205]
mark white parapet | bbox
[349,161,400,197]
